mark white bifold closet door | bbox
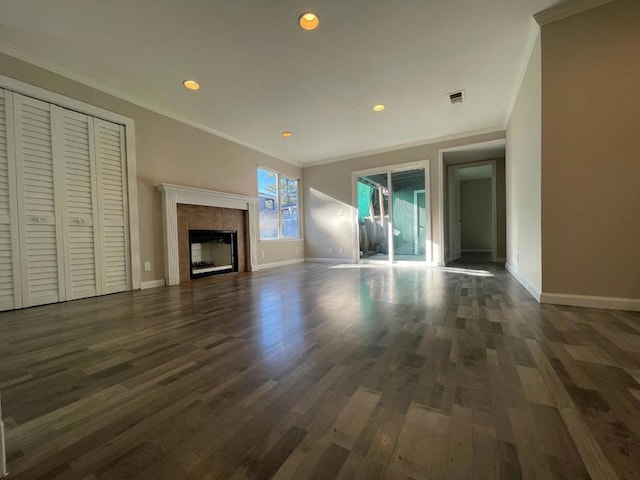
[54,107,101,300]
[94,119,130,295]
[14,94,65,307]
[0,90,130,310]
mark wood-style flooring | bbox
[1,262,640,479]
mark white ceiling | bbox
[0,0,561,166]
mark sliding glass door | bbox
[355,162,430,263]
[391,168,426,262]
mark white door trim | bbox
[413,189,426,256]
[438,138,505,265]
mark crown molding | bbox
[534,0,617,26]
[0,41,304,168]
[303,125,505,168]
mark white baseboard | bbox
[540,293,640,312]
[256,258,305,271]
[305,257,356,264]
[505,262,541,302]
[140,279,166,290]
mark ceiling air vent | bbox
[448,90,465,104]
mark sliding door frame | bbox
[351,159,432,265]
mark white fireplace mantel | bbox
[156,183,258,285]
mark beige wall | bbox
[541,0,640,299]
[303,131,505,262]
[460,179,492,251]
[0,52,304,283]
[506,33,542,294]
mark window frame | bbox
[257,166,301,241]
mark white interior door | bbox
[0,89,22,310]
[452,170,462,260]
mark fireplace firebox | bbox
[188,230,238,279]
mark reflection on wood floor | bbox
[1,262,639,479]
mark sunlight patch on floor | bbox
[329,263,494,277]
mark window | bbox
[258,167,300,240]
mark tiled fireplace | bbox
[157,184,258,286]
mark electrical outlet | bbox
[261,251,265,259]
[329,247,333,254]
[144,261,151,272]
[339,248,343,254]
[338,208,343,216]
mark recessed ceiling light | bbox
[373,104,385,112]
[183,80,200,90]
[299,12,319,30]
[281,131,293,138]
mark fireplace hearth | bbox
[189,229,238,279]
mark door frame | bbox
[437,139,506,265]
[351,160,432,264]
[447,159,497,263]
[413,189,426,255]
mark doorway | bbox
[448,162,496,262]
[438,138,506,265]
[353,161,431,264]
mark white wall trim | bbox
[305,257,356,264]
[305,126,504,168]
[156,184,258,286]
[0,74,141,291]
[255,259,305,271]
[506,262,541,302]
[534,0,616,26]
[140,279,166,290]
[540,293,640,312]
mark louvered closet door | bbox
[0,90,22,311]
[14,94,65,307]
[95,119,130,294]
[53,106,102,300]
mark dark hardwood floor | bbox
[1,262,639,479]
